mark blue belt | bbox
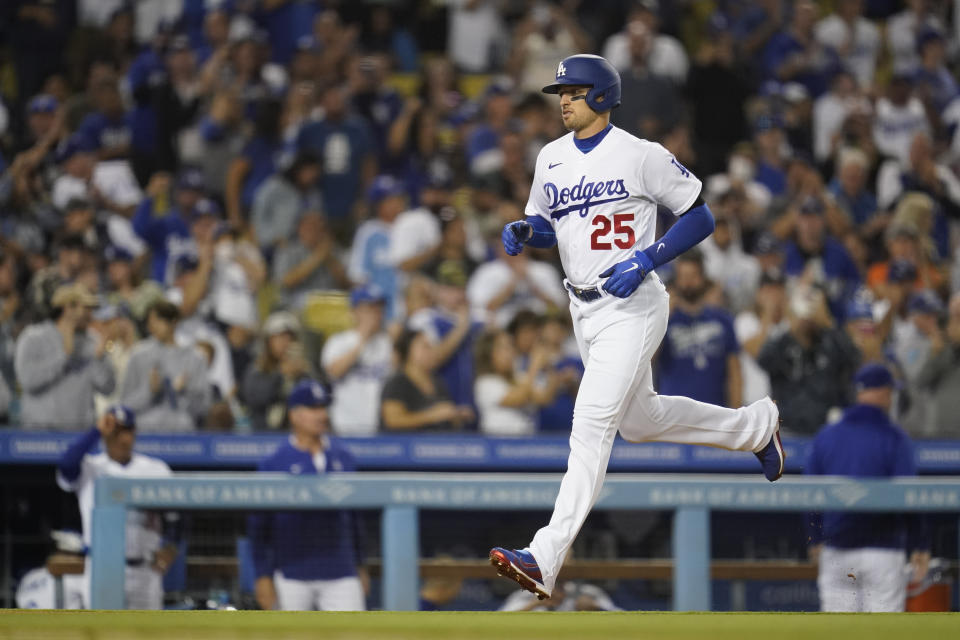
[565,282,602,302]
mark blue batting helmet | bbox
[541,54,621,112]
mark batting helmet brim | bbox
[541,80,594,94]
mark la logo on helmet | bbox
[557,62,566,77]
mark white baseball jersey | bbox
[56,452,171,560]
[525,126,702,286]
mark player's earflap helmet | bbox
[541,54,621,113]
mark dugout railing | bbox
[91,473,960,611]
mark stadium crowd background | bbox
[0,0,959,442]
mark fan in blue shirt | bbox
[247,380,368,611]
[77,82,134,161]
[783,198,862,321]
[295,86,376,222]
[805,363,930,612]
[132,168,207,284]
[657,251,742,408]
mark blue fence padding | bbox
[4,430,960,473]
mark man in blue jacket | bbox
[805,363,930,612]
[248,380,368,611]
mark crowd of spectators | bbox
[1,0,960,440]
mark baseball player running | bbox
[489,54,784,600]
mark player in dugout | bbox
[56,405,178,609]
[805,363,931,612]
[247,379,369,611]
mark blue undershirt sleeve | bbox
[57,427,100,483]
[639,203,715,269]
[524,215,557,249]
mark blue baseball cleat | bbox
[489,547,550,600]
[755,421,785,481]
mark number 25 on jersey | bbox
[591,213,635,250]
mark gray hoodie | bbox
[14,321,115,430]
[120,337,212,432]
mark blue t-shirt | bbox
[77,111,133,154]
[755,161,786,196]
[658,306,739,406]
[259,0,319,64]
[828,179,878,226]
[762,31,835,98]
[783,236,862,320]
[247,439,364,580]
[295,117,373,218]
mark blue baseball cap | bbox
[174,253,199,274]
[350,284,387,307]
[483,76,513,101]
[367,175,405,204]
[888,259,917,283]
[908,290,945,315]
[753,113,783,133]
[754,232,782,256]
[106,404,136,430]
[845,298,874,322]
[287,380,332,409]
[191,198,222,219]
[916,28,945,53]
[104,245,134,263]
[28,94,58,114]
[854,363,895,392]
[295,35,320,53]
[56,133,98,163]
[168,34,192,53]
[798,195,825,216]
[177,167,206,192]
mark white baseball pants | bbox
[818,546,908,612]
[528,277,778,592]
[274,571,366,611]
[82,561,163,610]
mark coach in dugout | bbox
[247,379,369,611]
[56,405,178,609]
[805,363,930,612]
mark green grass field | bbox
[0,610,958,640]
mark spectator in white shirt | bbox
[700,213,761,313]
[873,73,930,166]
[320,286,394,437]
[735,268,789,406]
[447,0,505,73]
[813,70,872,163]
[602,0,689,84]
[814,0,880,89]
[887,0,945,73]
[387,178,451,274]
[473,330,564,437]
[467,243,566,328]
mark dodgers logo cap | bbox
[288,380,332,408]
[106,405,137,430]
